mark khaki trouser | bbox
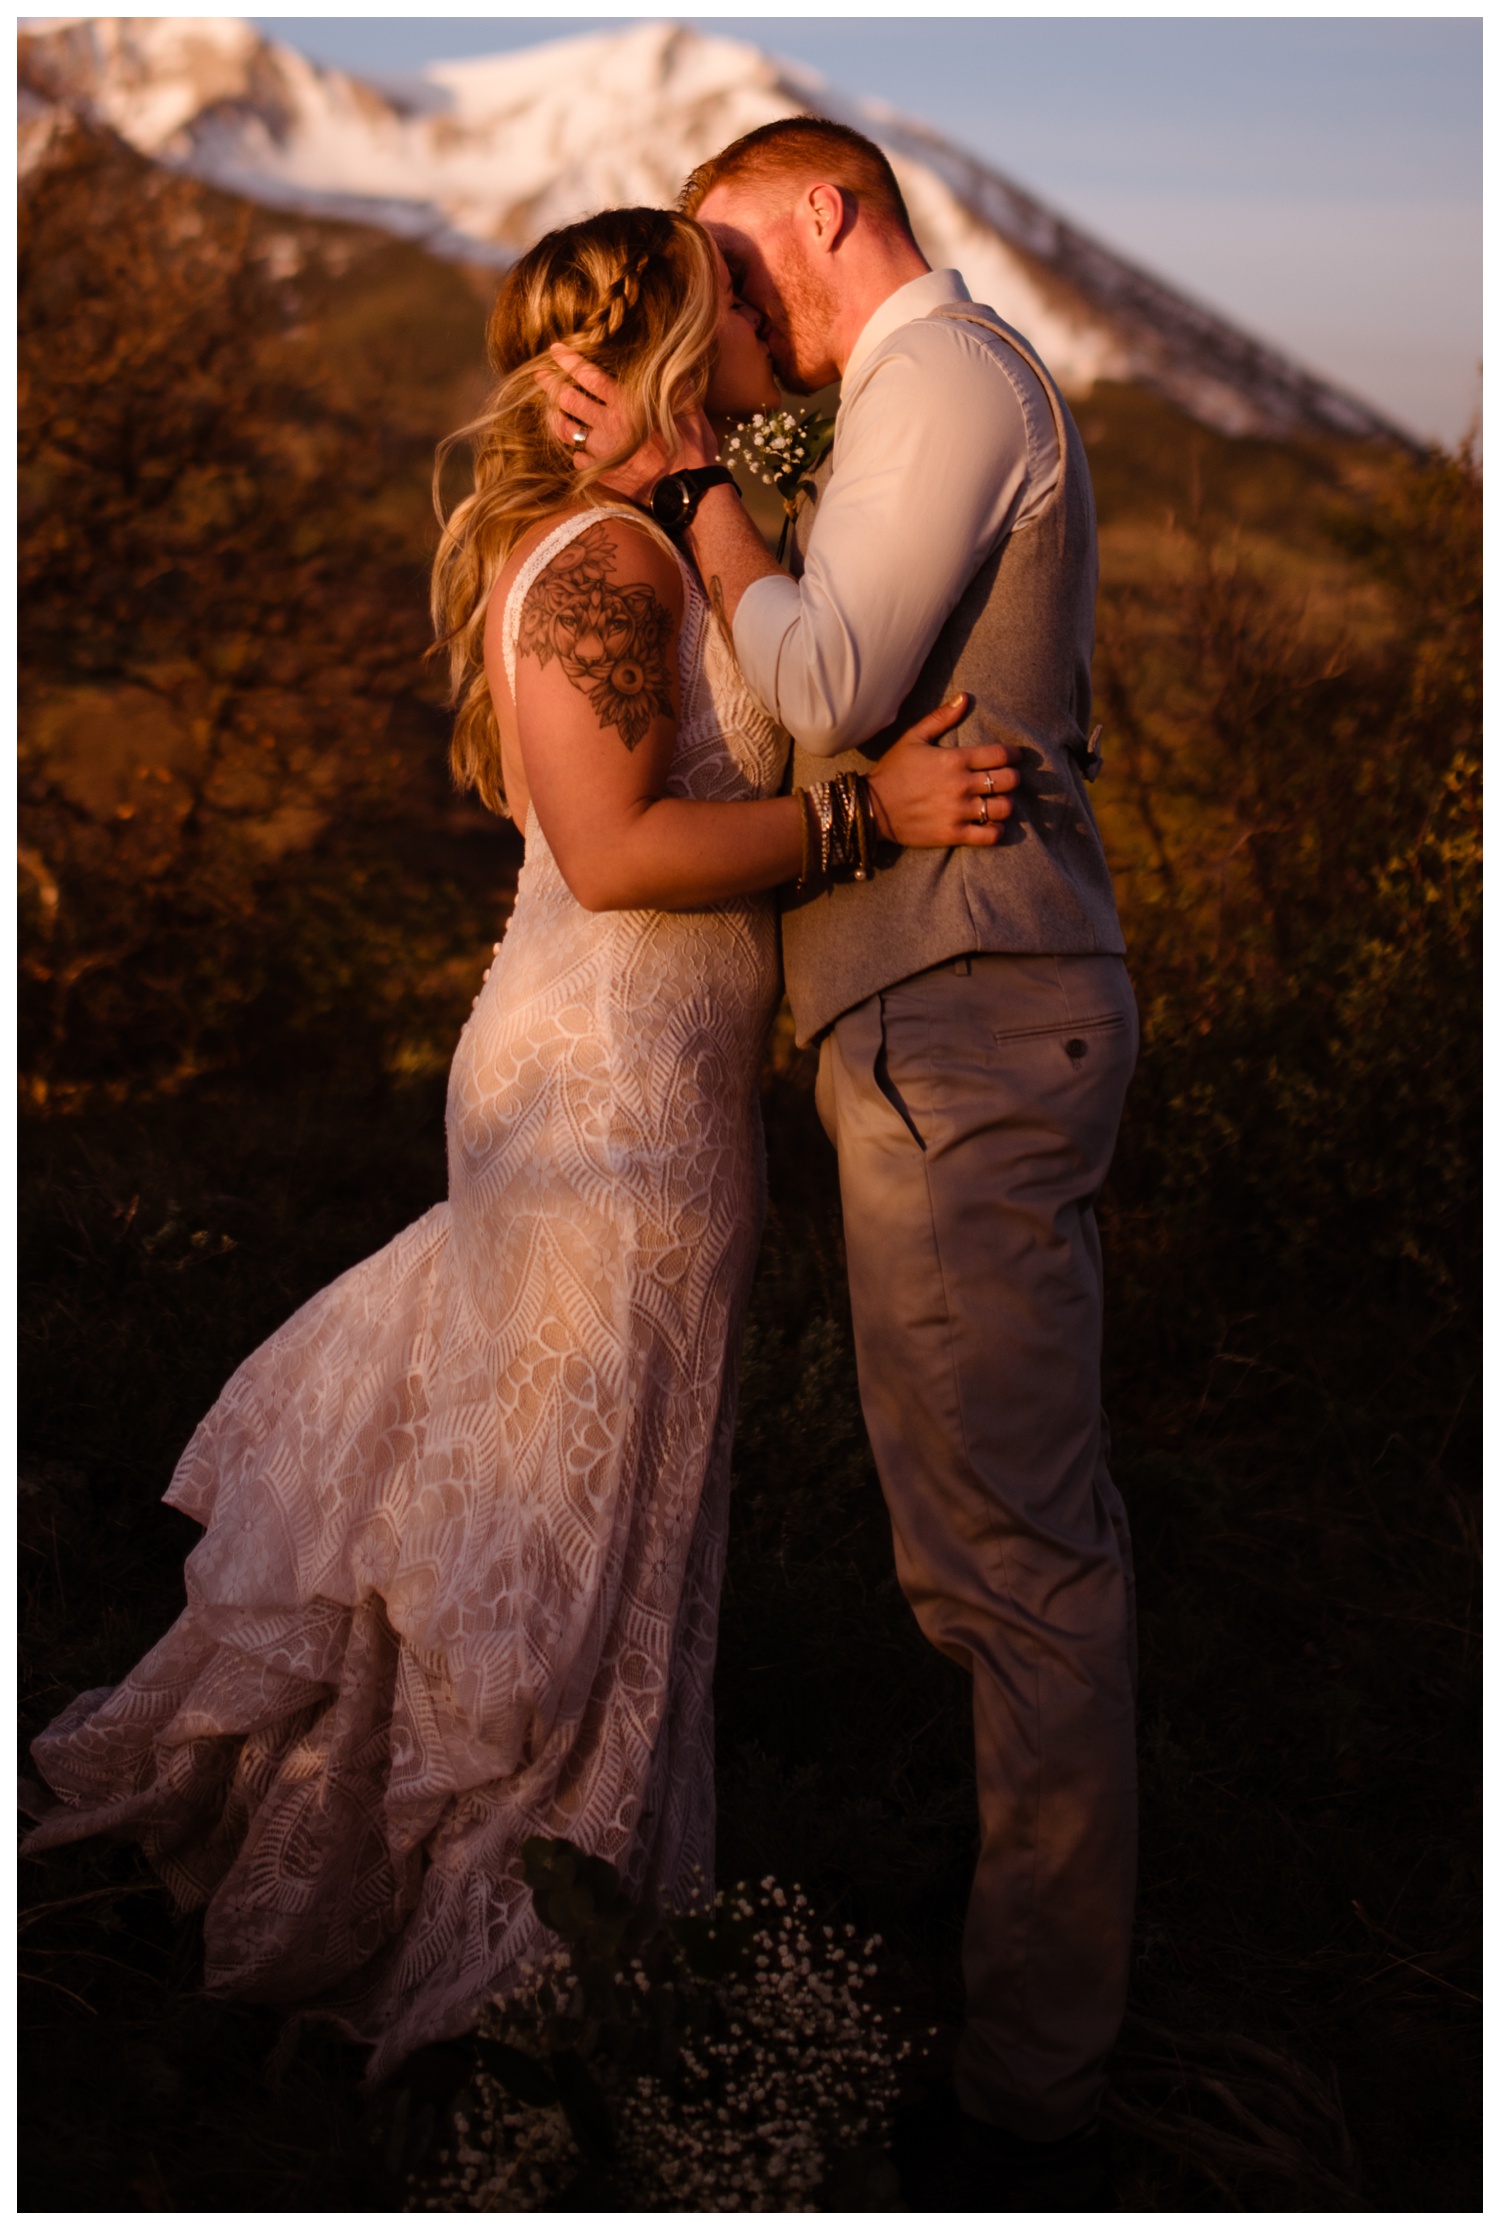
[815,951,1139,2142]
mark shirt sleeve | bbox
[731,322,1033,756]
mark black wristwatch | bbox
[650,464,740,537]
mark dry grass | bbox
[1106,2019,1361,2209]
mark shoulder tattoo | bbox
[517,522,676,751]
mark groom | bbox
[554,117,1137,2210]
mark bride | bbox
[21,205,1014,2077]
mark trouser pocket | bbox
[991,1009,1129,1050]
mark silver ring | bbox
[982,770,996,796]
[570,426,589,450]
[976,797,990,826]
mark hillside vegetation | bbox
[19,125,1479,2211]
[19,123,510,1102]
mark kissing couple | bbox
[23,116,1138,2209]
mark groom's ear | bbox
[802,182,849,255]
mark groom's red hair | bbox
[679,117,916,241]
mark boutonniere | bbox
[723,408,837,562]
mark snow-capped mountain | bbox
[18,15,1405,443]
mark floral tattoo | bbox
[518,524,675,750]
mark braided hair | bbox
[430,208,719,816]
[581,247,656,347]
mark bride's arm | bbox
[504,517,1013,915]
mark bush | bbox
[18,118,512,1102]
[1092,434,1480,1353]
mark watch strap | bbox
[652,464,739,534]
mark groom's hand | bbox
[537,346,718,501]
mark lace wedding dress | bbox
[23,509,786,2079]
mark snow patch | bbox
[16,13,1406,440]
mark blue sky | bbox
[255,16,1482,444]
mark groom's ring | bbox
[976,797,990,825]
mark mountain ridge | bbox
[18,14,1411,445]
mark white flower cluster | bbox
[427,2074,574,2214]
[723,411,811,490]
[412,1881,921,2212]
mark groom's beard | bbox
[764,255,840,396]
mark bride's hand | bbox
[866,695,1018,848]
[537,345,718,501]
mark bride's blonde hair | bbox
[431,206,719,816]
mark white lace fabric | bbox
[23,510,787,2078]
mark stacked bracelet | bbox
[793,770,880,891]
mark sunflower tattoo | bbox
[518,524,675,750]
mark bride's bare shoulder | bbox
[492,508,686,627]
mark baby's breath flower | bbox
[722,407,834,512]
[405,1867,924,2214]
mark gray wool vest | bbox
[780,302,1125,1046]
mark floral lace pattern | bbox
[23,510,787,2079]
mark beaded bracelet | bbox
[793,770,879,891]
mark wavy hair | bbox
[431,207,719,816]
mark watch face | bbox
[659,478,691,528]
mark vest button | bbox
[1065,1038,1088,1062]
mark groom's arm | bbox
[682,482,783,639]
[705,324,1039,756]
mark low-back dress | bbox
[22,509,787,2079]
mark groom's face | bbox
[694,183,841,396]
